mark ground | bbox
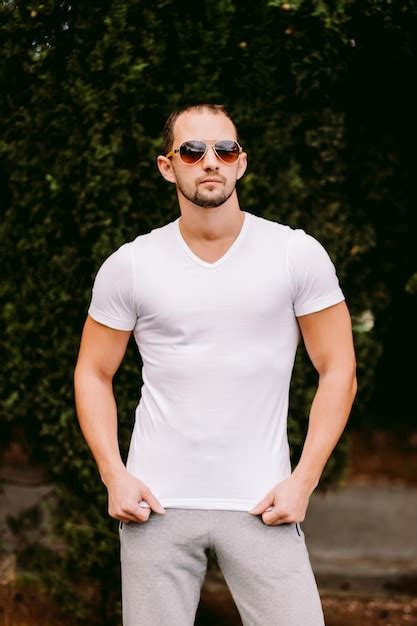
[198,587,417,625]
[1,582,416,625]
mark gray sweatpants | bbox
[119,508,325,626]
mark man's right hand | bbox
[104,467,166,523]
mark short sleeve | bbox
[287,229,345,317]
[87,243,137,331]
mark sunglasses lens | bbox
[214,140,240,163]
[179,141,206,163]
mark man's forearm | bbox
[292,367,357,493]
[74,368,126,485]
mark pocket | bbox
[294,522,304,541]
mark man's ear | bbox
[236,151,248,181]
[156,155,177,184]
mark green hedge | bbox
[1,1,416,623]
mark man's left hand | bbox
[248,474,313,525]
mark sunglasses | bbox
[166,140,242,165]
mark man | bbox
[74,103,357,625]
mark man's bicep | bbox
[296,301,356,375]
[75,314,132,380]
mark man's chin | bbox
[191,193,228,208]
[177,183,234,208]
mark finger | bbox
[119,507,151,523]
[259,507,275,522]
[115,514,140,524]
[118,500,152,523]
[264,511,290,525]
[116,508,146,522]
[141,491,166,515]
[248,495,274,515]
[261,506,279,520]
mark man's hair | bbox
[162,103,239,155]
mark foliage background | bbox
[1,0,416,623]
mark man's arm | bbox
[249,300,357,523]
[74,315,165,523]
[291,299,357,491]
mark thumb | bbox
[140,492,166,515]
[134,501,151,521]
[248,493,274,515]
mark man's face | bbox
[158,111,247,209]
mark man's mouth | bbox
[200,178,223,184]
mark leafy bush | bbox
[2,1,416,623]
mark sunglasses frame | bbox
[166,140,243,165]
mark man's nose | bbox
[202,145,219,169]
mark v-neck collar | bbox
[174,211,251,269]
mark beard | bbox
[176,178,236,208]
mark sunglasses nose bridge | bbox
[201,143,219,167]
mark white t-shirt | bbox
[88,210,345,511]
